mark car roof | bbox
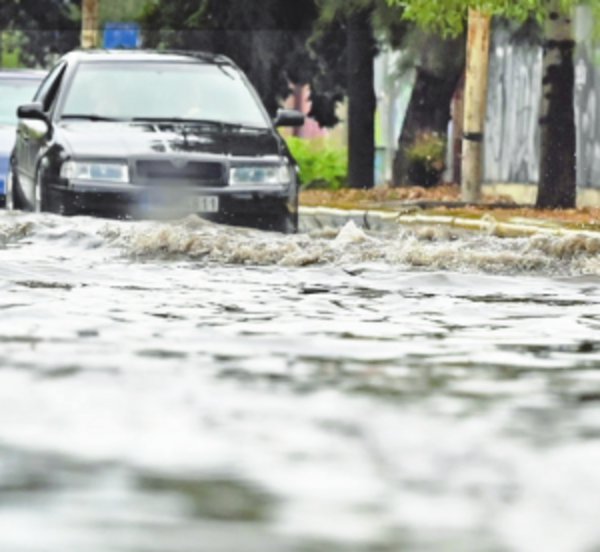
[60,49,236,66]
[0,69,46,81]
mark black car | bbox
[9,50,304,232]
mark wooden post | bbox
[451,74,465,184]
[461,9,491,202]
[81,0,100,49]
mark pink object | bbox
[284,85,329,139]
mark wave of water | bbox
[1,211,599,276]
[0,211,599,551]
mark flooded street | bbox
[0,211,599,552]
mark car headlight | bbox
[60,161,130,183]
[229,163,291,186]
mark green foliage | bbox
[0,0,80,67]
[286,137,348,189]
[406,131,446,165]
[101,0,151,24]
[388,0,578,35]
[0,32,21,68]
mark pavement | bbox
[299,204,600,238]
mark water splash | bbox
[0,212,599,276]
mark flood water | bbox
[0,211,599,552]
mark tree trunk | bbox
[81,0,100,49]
[461,9,491,202]
[346,8,376,189]
[392,66,462,186]
[536,2,576,209]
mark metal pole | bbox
[461,9,491,202]
[81,0,100,49]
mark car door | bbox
[16,62,66,203]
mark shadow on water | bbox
[136,473,274,522]
[459,294,591,307]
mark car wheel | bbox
[263,212,297,234]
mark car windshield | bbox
[0,78,41,125]
[61,61,270,128]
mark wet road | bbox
[0,211,599,552]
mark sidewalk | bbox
[299,186,600,237]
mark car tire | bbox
[263,212,297,234]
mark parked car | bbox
[9,50,304,231]
[0,70,46,207]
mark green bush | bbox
[286,136,348,190]
[406,131,446,188]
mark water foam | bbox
[1,212,599,275]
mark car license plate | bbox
[195,196,219,213]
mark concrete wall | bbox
[574,6,600,189]
[484,27,542,185]
[484,8,600,194]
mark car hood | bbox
[0,125,17,155]
[57,121,282,159]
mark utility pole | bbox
[461,9,491,202]
[81,0,100,49]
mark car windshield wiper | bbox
[61,114,129,122]
[132,117,266,130]
[132,117,222,125]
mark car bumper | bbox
[48,180,298,225]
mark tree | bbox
[390,0,580,209]
[1,0,80,67]
[537,0,576,208]
[141,0,319,116]
[100,0,150,23]
[345,5,377,188]
[391,30,465,186]
[295,2,379,189]
[306,1,408,189]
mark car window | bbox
[34,62,66,111]
[60,61,270,128]
[0,78,42,125]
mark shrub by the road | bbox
[406,131,446,188]
[286,137,348,190]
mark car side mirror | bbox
[17,102,48,123]
[274,109,305,128]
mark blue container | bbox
[103,23,140,49]
[0,155,9,195]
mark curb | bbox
[299,206,399,233]
[299,206,600,239]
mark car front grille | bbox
[136,160,226,187]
